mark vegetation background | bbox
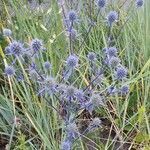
[0,0,149,149]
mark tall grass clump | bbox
[0,0,150,149]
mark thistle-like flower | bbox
[106,47,118,57]
[9,41,24,56]
[3,28,12,37]
[120,85,129,95]
[92,117,101,126]
[97,0,106,8]
[109,56,120,68]
[66,122,78,140]
[30,38,43,52]
[75,89,84,101]
[43,61,51,70]
[68,10,77,22]
[5,66,15,76]
[90,94,104,106]
[38,77,57,96]
[136,0,144,7]
[107,11,118,26]
[87,52,96,61]
[44,77,57,91]
[61,140,71,150]
[64,86,76,100]
[115,65,127,80]
[90,117,101,128]
[66,54,78,68]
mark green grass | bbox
[0,0,150,149]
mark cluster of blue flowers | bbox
[3,0,143,149]
[103,45,129,94]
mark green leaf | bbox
[138,106,145,124]
[134,132,150,143]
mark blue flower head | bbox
[115,65,127,80]
[136,0,143,7]
[109,56,120,68]
[9,41,24,56]
[66,122,78,140]
[90,94,104,106]
[90,117,101,128]
[38,77,57,95]
[44,61,51,70]
[107,11,118,26]
[97,0,106,8]
[106,47,118,57]
[31,38,43,52]
[61,140,71,150]
[65,86,76,100]
[120,85,129,95]
[3,28,12,37]
[75,89,84,101]
[44,77,56,88]
[87,52,96,61]
[68,10,77,22]
[66,54,78,68]
[5,66,15,76]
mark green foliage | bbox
[0,0,149,149]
